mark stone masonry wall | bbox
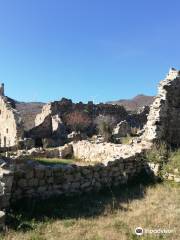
[35,98,128,127]
[142,68,180,146]
[0,96,24,147]
[11,153,144,201]
[72,140,146,163]
[0,158,14,210]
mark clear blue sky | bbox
[0,0,180,103]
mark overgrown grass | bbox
[145,143,180,178]
[163,149,180,174]
[145,142,169,164]
[121,135,133,144]
[1,175,180,240]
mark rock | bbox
[113,120,131,138]
[174,177,180,183]
[168,174,174,181]
[59,144,73,159]
[67,131,82,142]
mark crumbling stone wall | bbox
[35,98,128,128]
[0,96,24,147]
[72,140,145,163]
[0,158,14,209]
[142,68,180,146]
[33,98,149,147]
[11,153,144,201]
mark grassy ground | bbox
[31,157,75,165]
[31,157,99,166]
[1,176,180,240]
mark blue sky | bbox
[0,0,180,103]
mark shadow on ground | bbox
[6,170,159,232]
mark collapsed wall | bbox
[0,96,24,147]
[72,140,145,163]
[0,158,14,209]
[142,68,180,146]
[35,98,129,128]
[11,153,144,201]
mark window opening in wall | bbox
[4,136,6,147]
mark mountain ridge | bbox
[107,94,154,111]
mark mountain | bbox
[15,102,45,130]
[107,94,154,112]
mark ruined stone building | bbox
[142,68,180,147]
[0,84,24,147]
[0,84,149,149]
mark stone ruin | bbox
[0,68,180,228]
[142,68,180,147]
[0,87,149,150]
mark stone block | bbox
[0,211,5,230]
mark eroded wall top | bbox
[143,68,180,146]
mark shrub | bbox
[162,149,180,174]
[145,142,169,164]
[95,115,116,142]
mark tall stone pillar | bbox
[0,84,4,96]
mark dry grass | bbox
[1,181,180,240]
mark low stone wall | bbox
[72,140,146,163]
[11,153,144,201]
[19,144,73,159]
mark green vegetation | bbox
[163,149,180,175]
[145,142,180,180]
[95,115,116,142]
[120,135,133,144]
[145,142,169,164]
[31,157,75,165]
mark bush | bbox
[162,149,180,174]
[95,115,116,142]
[145,142,169,164]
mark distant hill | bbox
[107,94,154,112]
[15,102,45,130]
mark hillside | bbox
[107,94,154,112]
[15,102,45,130]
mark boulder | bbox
[67,131,82,142]
[59,144,73,159]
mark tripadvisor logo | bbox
[135,227,144,236]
